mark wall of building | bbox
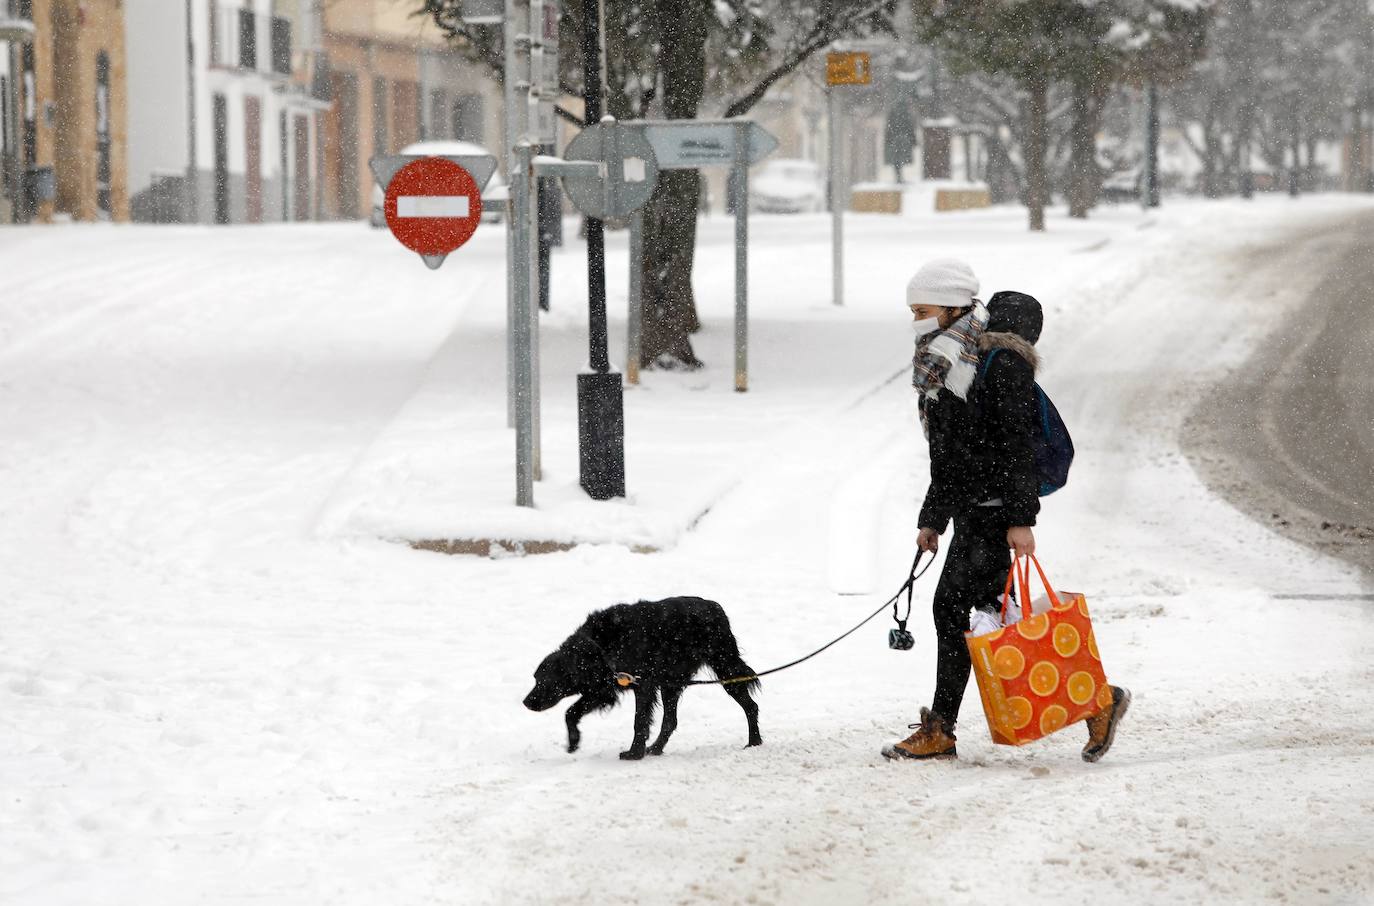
[321,0,502,221]
[0,40,17,224]
[124,0,324,224]
[19,0,129,222]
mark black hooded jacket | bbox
[917,291,1044,533]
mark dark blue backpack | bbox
[978,349,1074,496]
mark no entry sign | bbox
[383,157,483,269]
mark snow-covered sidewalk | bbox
[1,197,1371,905]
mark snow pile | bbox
[1,196,1372,905]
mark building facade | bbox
[124,0,330,224]
[1,0,128,223]
[320,0,501,220]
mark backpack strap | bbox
[978,348,1001,382]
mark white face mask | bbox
[911,316,941,338]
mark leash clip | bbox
[613,672,639,688]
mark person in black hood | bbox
[882,258,1130,763]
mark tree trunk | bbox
[1025,76,1049,232]
[1305,135,1318,191]
[640,170,704,367]
[1066,77,1107,219]
[1201,117,1221,198]
[637,0,708,369]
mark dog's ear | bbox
[567,631,603,657]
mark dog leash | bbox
[613,550,933,689]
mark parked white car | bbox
[370,140,508,227]
[751,159,825,214]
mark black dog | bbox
[522,597,763,760]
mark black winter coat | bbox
[917,291,1044,533]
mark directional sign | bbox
[827,51,871,86]
[561,122,660,220]
[382,158,482,269]
[633,120,778,170]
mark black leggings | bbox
[930,508,1012,723]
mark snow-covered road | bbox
[2,198,1371,905]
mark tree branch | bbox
[720,0,892,119]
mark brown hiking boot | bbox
[1083,686,1131,763]
[882,708,957,760]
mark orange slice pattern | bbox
[1052,623,1081,658]
[1028,661,1060,697]
[1067,671,1096,706]
[1039,704,1069,735]
[1016,613,1050,641]
[1007,696,1033,730]
[993,646,1026,680]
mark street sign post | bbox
[616,119,778,391]
[826,51,872,86]
[534,116,659,501]
[825,50,871,307]
[368,154,496,269]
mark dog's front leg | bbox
[620,684,656,761]
[564,696,597,753]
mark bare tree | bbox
[419,0,896,369]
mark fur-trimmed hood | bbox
[979,331,1039,373]
[978,290,1044,373]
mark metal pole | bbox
[503,0,519,428]
[582,0,606,372]
[733,121,748,393]
[530,0,552,314]
[513,141,536,507]
[523,0,542,480]
[1144,81,1160,209]
[184,0,199,223]
[627,209,643,384]
[576,0,625,500]
[829,83,844,306]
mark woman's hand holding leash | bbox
[917,527,940,554]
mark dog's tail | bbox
[706,610,761,697]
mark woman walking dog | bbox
[882,259,1130,762]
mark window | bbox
[209,1,237,69]
[270,16,291,75]
[371,77,387,154]
[238,7,257,71]
[453,94,484,144]
[428,89,447,140]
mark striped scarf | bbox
[913,301,989,435]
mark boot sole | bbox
[1082,687,1131,763]
[881,744,957,761]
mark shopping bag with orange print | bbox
[965,555,1112,746]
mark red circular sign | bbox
[383,157,484,257]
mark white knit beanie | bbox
[906,258,980,309]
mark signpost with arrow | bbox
[616,119,779,391]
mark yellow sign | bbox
[827,52,872,86]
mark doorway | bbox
[95,51,111,219]
[213,93,229,224]
[293,114,310,220]
[244,95,261,223]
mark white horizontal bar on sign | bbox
[397,196,471,218]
